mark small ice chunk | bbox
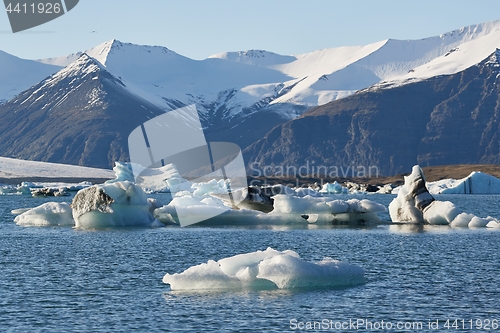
[14,202,74,227]
[450,213,475,227]
[319,182,348,194]
[468,216,490,228]
[423,201,460,225]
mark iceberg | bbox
[162,247,365,291]
[31,187,70,197]
[427,171,500,194]
[71,181,156,229]
[14,202,74,227]
[389,165,500,227]
[154,188,386,226]
[154,193,229,225]
[319,181,348,194]
[213,185,293,213]
[271,194,386,224]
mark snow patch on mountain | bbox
[370,21,500,89]
[11,54,111,110]
[0,51,61,104]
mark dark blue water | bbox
[1,194,500,332]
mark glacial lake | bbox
[1,193,500,332]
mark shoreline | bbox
[2,164,500,188]
[0,177,114,186]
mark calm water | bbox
[1,193,500,332]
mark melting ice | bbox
[162,247,366,291]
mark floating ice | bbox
[271,194,386,224]
[105,162,137,183]
[0,185,19,195]
[389,165,434,223]
[154,193,230,225]
[14,202,74,227]
[31,187,70,197]
[162,247,365,291]
[72,181,155,229]
[191,179,229,197]
[389,165,500,227]
[294,187,320,197]
[427,171,500,194]
[319,182,348,194]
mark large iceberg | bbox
[162,247,365,291]
[154,189,387,226]
[389,165,500,228]
[427,171,500,194]
[71,181,156,229]
[14,202,74,227]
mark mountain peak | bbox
[51,52,103,80]
[438,20,500,41]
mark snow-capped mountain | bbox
[32,20,500,119]
[244,48,500,176]
[0,50,60,104]
[0,53,165,168]
[1,20,500,169]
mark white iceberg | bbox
[72,181,155,229]
[154,189,386,226]
[162,247,365,291]
[319,181,348,194]
[14,202,74,227]
[389,165,500,227]
[154,193,230,225]
[427,171,500,194]
[271,194,386,224]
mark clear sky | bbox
[1,0,499,60]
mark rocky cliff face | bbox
[244,50,500,176]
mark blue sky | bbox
[1,0,499,60]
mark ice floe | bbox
[162,247,365,291]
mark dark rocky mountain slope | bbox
[244,50,500,176]
[0,54,165,169]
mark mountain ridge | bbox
[1,21,500,170]
[0,53,165,168]
[243,49,500,176]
